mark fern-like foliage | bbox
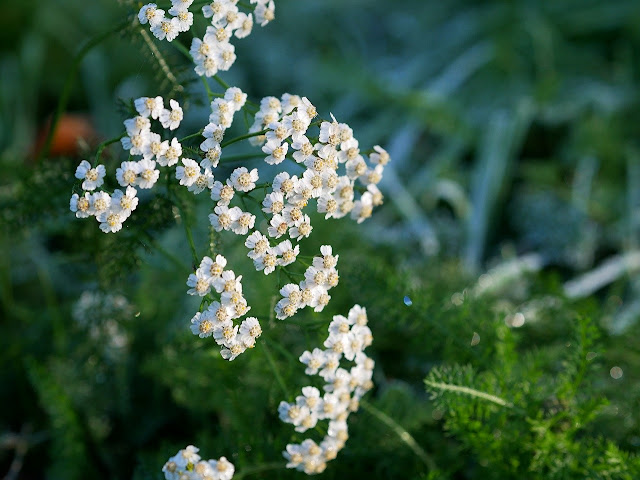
[425,317,640,479]
[25,358,93,479]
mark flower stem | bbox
[221,129,267,148]
[171,37,192,60]
[213,75,230,90]
[360,400,437,472]
[94,133,125,164]
[220,153,266,164]
[179,130,204,143]
[38,19,131,161]
[182,219,199,266]
[261,340,289,398]
[201,77,215,102]
[169,188,199,265]
[140,232,190,272]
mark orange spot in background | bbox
[32,113,99,159]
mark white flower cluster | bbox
[187,254,262,361]
[202,92,388,281]
[70,162,138,233]
[70,87,389,367]
[279,305,374,475]
[139,1,195,42]
[69,96,185,232]
[249,93,389,224]
[162,445,234,480]
[196,92,386,310]
[275,245,338,319]
[191,0,275,77]
[138,0,274,77]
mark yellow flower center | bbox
[77,197,89,211]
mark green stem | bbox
[199,297,209,311]
[287,156,306,170]
[179,130,204,143]
[221,129,267,148]
[140,233,190,271]
[94,133,125,164]
[361,400,437,472]
[38,19,131,161]
[238,192,260,206]
[213,75,230,90]
[281,268,302,283]
[261,340,289,398]
[139,28,182,93]
[220,153,266,163]
[169,189,199,265]
[171,38,192,60]
[182,218,199,266]
[238,195,249,212]
[201,77,215,101]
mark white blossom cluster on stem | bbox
[279,305,374,475]
[69,96,185,232]
[71,1,392,475]
[70,86,390,364]
[138,0,275,78]
[70,87,389,368]
[187,254,262,361]
[179,90,388,360]
[275,245,338,319]
[139,1,194,42]
[162,445,235,480]
[248,94,389,224]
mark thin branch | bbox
[261,340,289,398]
[38,19,131,161]
[424,380,513,408]
[140,28,183,94]
[360,400,437,472]
[94,133,125,164]
[221,129,268,149]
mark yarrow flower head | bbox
[280,305,374,474]
[138,0,275,79]
[186,254,259,360]
[75,160,106,191]
[70,88,389,371]
[162,445,235,480]
[74,3,394,476]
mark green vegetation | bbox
[2,0,640,478]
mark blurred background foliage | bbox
[2,0,640,478]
